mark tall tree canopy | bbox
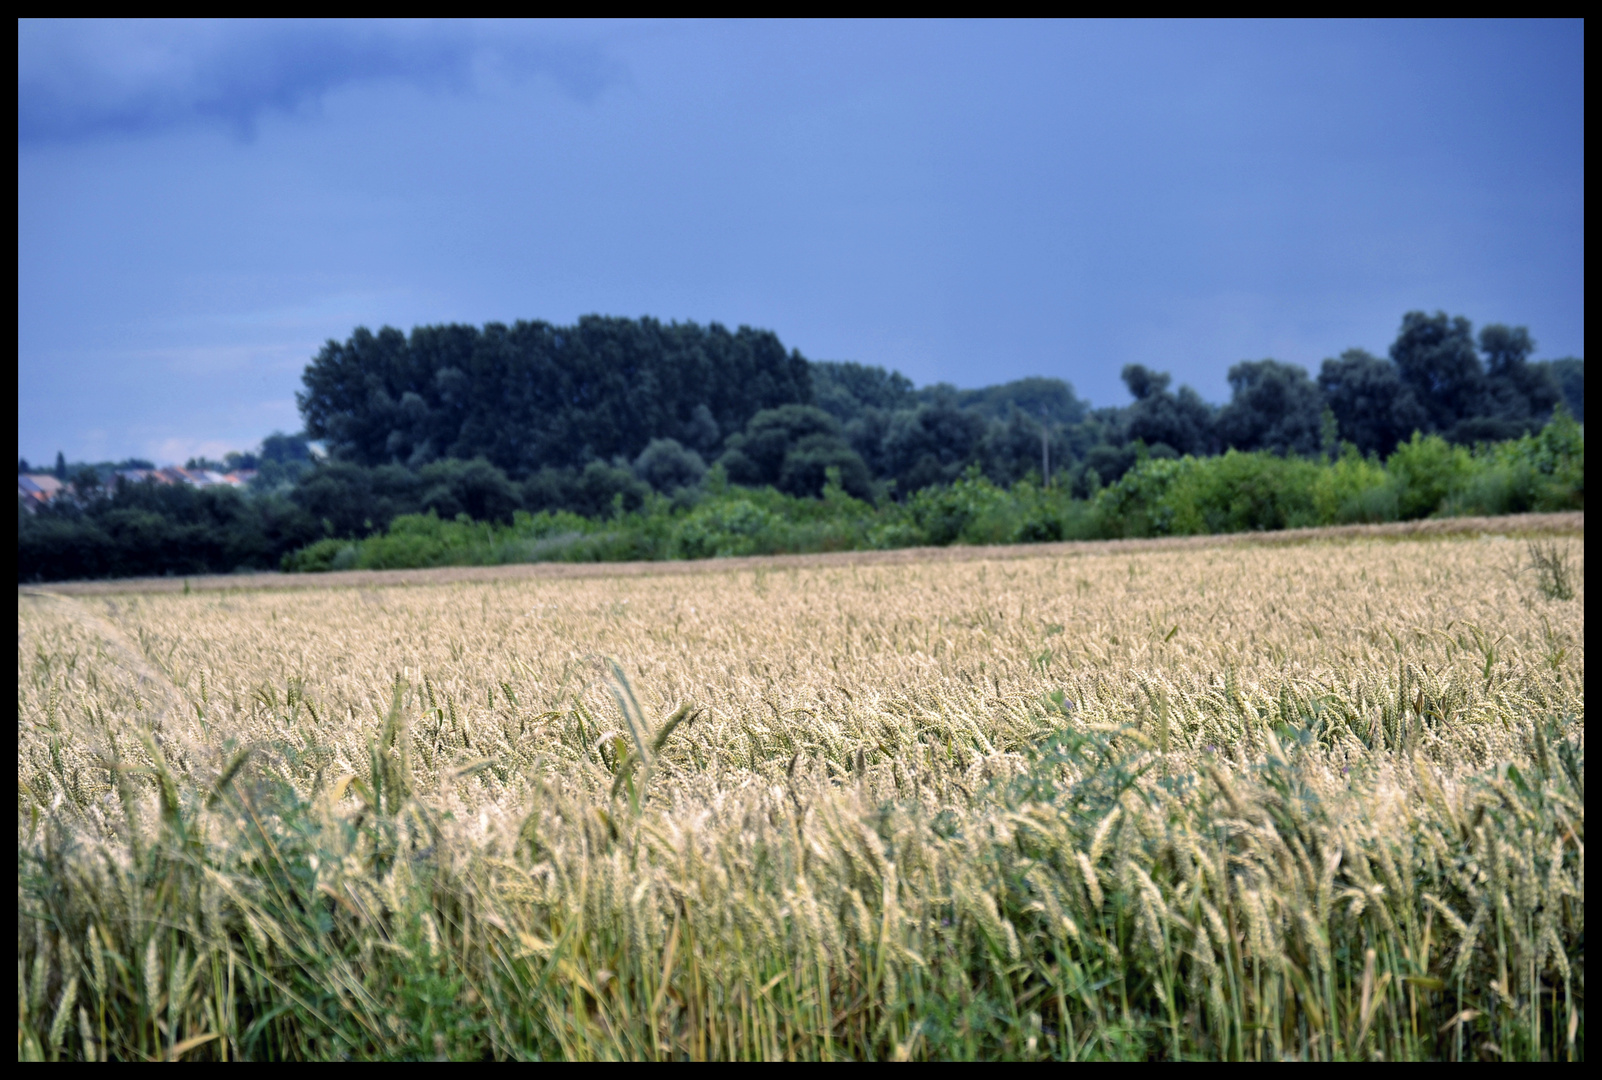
[944,376,1089,428]
[1477,324,1562,434]
[298,317,813,476]
[288,309,1574,508]
[1217,359,1326,456]
[1317,349,1428,457]
[1119,365,1215,456]
[1389,311,1484,434]
[1543,358,1584,422]
[812,360,916,423]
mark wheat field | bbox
[17,532,1584,1060]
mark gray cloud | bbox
[18,19,624,143]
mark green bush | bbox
[1090,456,1192,537]
[275,415,1583,572]
[671,499,785,558]
[281,537,356,572]
[1164,451,1324,534]
[1386,433,1474,519]
[1467,405,1583,514]
[1090,452,1328,539]
[896,466,1017,545]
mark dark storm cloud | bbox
[17,19,622,143]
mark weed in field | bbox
[1526,539,1577,601]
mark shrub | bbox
[1386,433,1474,519]
[1090,457,1193,537]
[281,537,353,573]
[671,499,784,558]
[1165,451,1324,534]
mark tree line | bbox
[19,310,1583,581]
[305,309,1583,491]
[279,410,1585,574]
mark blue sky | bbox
[18,19,1584,465]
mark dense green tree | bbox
[1479,323,1534,375]
[574,460,652,518]
[818,369,1087,490]
[520,467,581,514]
[18,476,318,581]
[517,460,650,518]
[812,360,916,423]
[298,317,813,477]
[1477,324,1562,435]
[1389,311,1484,434]
[978,410,1072,487]
[1120,365,1215,456]
[720,406,843,485]
[1317,349,1428,457]
[68,466,105,503]
[1079,443,1138,491]
[632,438,708,493]
[1216,359,1325,456]
[878,399,988,493]
[1540,358,1584,422]
[244,431,316,490]
[1120,365,1169,402]
[417,458,521,524]
[290,461,424,538]
[680,404,722,456]
[26,308,1582,583]
[261,431,314,464]
[716,405,876,499]
[946,376,1088,428]
[842,408,896,478]
[1062,409,1120,462]
[777,435,875,499]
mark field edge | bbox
[20,509,1583,596]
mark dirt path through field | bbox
[20,510,1582,596]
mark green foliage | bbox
[812,359,917,422]
[1094,452,1329,537]
[270,413,1584,573]
[1120,366,1216,457]
[297,316,813,473]
[943,375,1089,428]
[1540,358,1584,422]
[20,413,1586,581]
[670,499,787,558]
[890,466,1017,546]
[1080,411,1582,543]
[718,405,872,499]
[1387,433,1476,519]
[633,438,708,493]
[1442,405,1585,516]
[19,478,321,582]
[1216,359,1326,456]
[1390,311,1484,433]
[20,309,1586,584]
[520,461,652,519]
[1318,347,1428,457]
[417,458,522,524]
